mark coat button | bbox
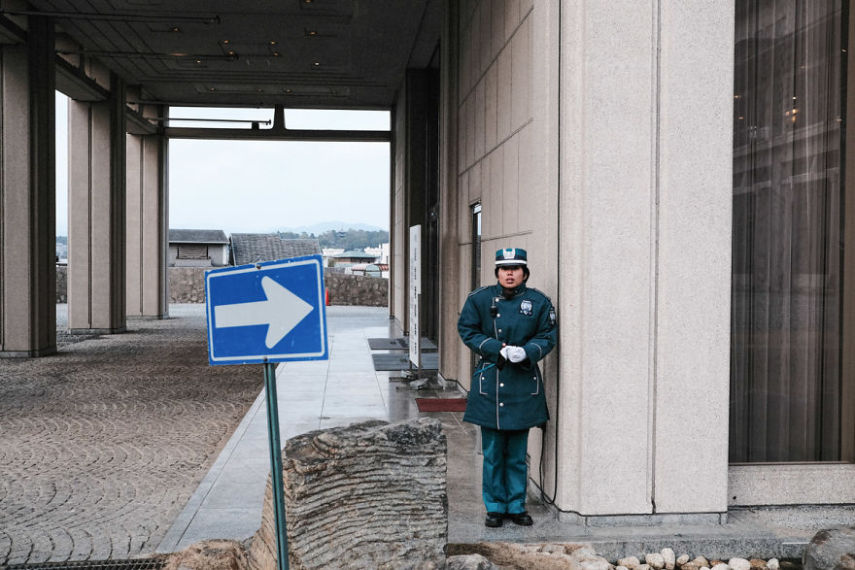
[497,313,501,317]
[499,402,504,407]
[500,383,504,387]
[498,329,502,332]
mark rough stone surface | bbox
[694,558,710,568]
[56,265,67,303]
[619,557,641,569]
[447,554,498,570]
[749,559,767,569]
[729,558,751,570]
[248,418,447,570]
[324,271,388,307]
[678,556,691,567]
[711,563,729,570]
[162,266,388,306]
[767,560,780,570]
[662,549,676,570]
[163,539,249,570]
[804,528,855,570]
[646,553,664,569]
[457,543,609,570]
[168,266,208,303]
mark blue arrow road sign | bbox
[205,255,328,365]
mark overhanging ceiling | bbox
[17,0,441,109]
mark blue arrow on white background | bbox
[213,276,313,348]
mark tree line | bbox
[277,229,389,250]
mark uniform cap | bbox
[495,248,527,266]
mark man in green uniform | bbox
[457,247,557,528]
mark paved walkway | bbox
[2,304,852,567]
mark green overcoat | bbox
[457,283,557,430]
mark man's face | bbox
[498,265,525,289]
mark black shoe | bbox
[485,512,504,527]
[506,512,533,526]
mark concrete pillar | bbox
[0,17,57,357]
[557,0,733,518]
[126,106,168,319]
[68,74,127,333]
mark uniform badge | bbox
[519,299,533,316]
[549,308,557,326]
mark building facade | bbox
[1,0,851,522]
[391,0,854,519]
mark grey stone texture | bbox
[452,542,612,570]
[163,539,249,570]
[248,418,447,570]
[0,310,263,566]
[446,554,498,569]
[324,271,388,307]
[56,264,68,303]
[803,527,855,570]
[168,266,208,303]
[57,265,388,306]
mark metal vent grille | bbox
[3,559,165,570]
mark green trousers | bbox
[480,427,529,514]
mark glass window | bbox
[730,0,846,462]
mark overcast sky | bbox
[55,93,390,236]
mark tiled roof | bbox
[230,233,322,266]
[168,229,229,244]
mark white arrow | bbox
[214,276,314,348]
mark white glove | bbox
[501,345,526,363]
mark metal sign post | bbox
[205,255,328,570]
[264,361,289,570]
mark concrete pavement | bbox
[1,303,850,568]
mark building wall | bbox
[436,0,733,517]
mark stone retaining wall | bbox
[324,271,387,307]
[169,266,208,303]
[55,265,388,307]
[56,265,67,303]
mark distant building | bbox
[363,242,390,265]
[331,250,378,267]
[230,233,321,266]
[168,229,229,267]
[321,247,345,267]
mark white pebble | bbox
[729,559,751,570]
[677,556,691,567]
[647,553,666,570]
[767,560,779,570]
[712,564,729,570]
[617,566,630,570]
[662,549,676,570]
[694,558,710,568]
[619,557,641,569]
[639,565,651,570]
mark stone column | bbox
[0,17,56,357]
[126,106,168,319]
[557,0,733,518]
[68,74,127,333]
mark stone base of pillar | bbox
[127,314,168,321]
[0,346,57,358]
[69,326,127,335]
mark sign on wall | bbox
[409,225,421,367]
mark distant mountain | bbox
[281,221,387,234]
